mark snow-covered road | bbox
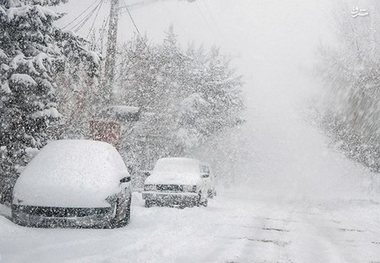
[1,1,380,262]
[1,190,380,263]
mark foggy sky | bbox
[56,1,376,198]
[57,0,334,114]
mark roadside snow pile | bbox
[13,140,128,208]
[0,204,11,219]
[146,158,202,185]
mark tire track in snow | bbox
[200,197,298,263]
[287,200,380,263]
[287,202,347,263]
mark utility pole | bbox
[102,0,197,104]
[103,0,120,104]
[91,0,120,148]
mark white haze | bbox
[57,0,378,201]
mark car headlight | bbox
[144,184,156,191]
[183,185,197,193]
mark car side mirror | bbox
[120,177,131,184]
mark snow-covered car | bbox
[11,140,132,228]
[142,158,214,208]
[201,164,217,198]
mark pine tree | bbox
[0,0,99,203]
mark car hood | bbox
[145,172,201,186]
[13,181,114,208]
[12,140,128,208]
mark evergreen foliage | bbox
[115,29,245,171]
[0,0,98,203]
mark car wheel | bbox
[125,199,131,223]
[108,199,120,229]
[195,192,202,207]
[201,197,208,207]
[119,195,131,227]
[110,197,130,228]
[196,192,208,207]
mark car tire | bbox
[196,192,208,207]
[125,198,131,223]
[195,192,202,207]
[110,197,130,228]
[201,198,208,207]
[119,196,131,227]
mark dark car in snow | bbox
[11,140,132,228]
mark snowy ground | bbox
[2,1,380,262]
[1,190,380,263]
[2,107,379,263]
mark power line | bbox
[120,0,143,36]
[71,1,103,33]
[126,7,141,35]
[62,0,101,30]
[94,14,110,53]
[120,0,160,11]
[87,0,105,39]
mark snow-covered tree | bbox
[115,29,244,171]
[54,46,100,139]
[0,0,98,203]
[316,1,380,172]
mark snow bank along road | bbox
[1,190,380,263]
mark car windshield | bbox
[153,159,200,174]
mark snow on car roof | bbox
[154,158,200,172]
[145,158,202,185]
[13,140,128,208]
